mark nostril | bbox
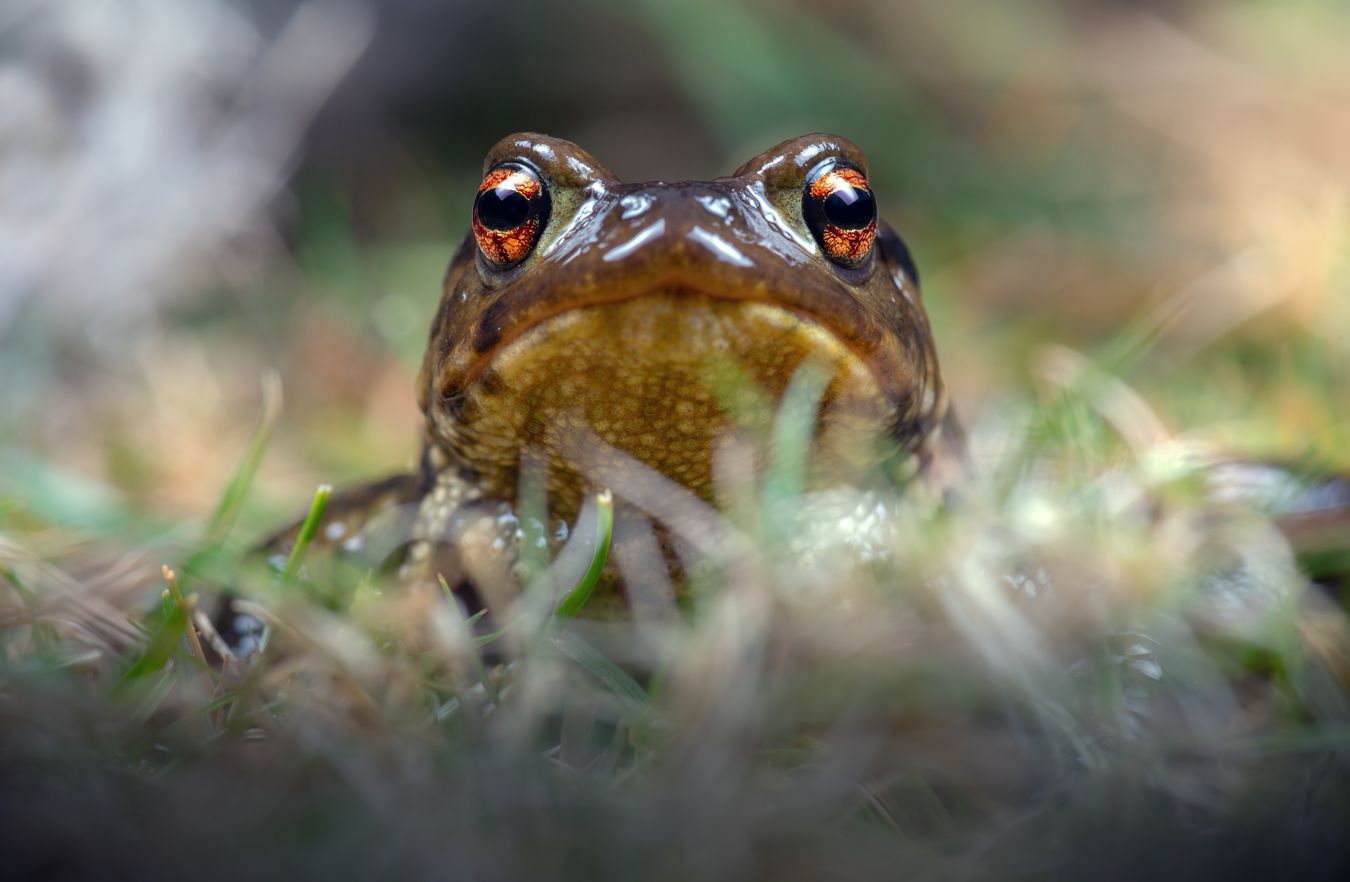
[695,194,733,218]
[619,193,654,219]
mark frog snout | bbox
[595,184,763,272]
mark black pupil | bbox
[476,183,531,231]
[822,184,875,230]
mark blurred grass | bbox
[1,0,1349,877]
[7,0,1346,536]
[4,337,1348,878]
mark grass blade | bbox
[555,490,613,618]
[204,372,282,547]
[438,576,500,706]
[118,601,188,686]
[553,629,649,718]
[764,360,830,518]
[279,483,333,586]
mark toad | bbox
[256,132,963,619]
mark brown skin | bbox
[262,133,963,615]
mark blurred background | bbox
[1,0,1347,541]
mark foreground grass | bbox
[2,369,1349,882]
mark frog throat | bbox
[429,292,893,512]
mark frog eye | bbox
[472,162,551,268]
[803,161,877,267]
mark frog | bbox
[236,131,965,634]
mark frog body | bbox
[260,133,962,616]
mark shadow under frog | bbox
[238,132,965,634]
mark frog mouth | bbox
[449,275,918,411]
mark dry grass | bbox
[2,1,1349,879]
[3,371,1348,880]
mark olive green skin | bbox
[263,133,962,614]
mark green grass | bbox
[2,353,1348,880]
[554,489,614,618]
[2,2,1349,877]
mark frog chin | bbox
[436,291,896,511]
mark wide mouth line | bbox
[455,283,898,399]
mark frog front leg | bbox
[203,472,424,657]
[397,468,523,626]
[256,472,428,568]
[210,468,519,658]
